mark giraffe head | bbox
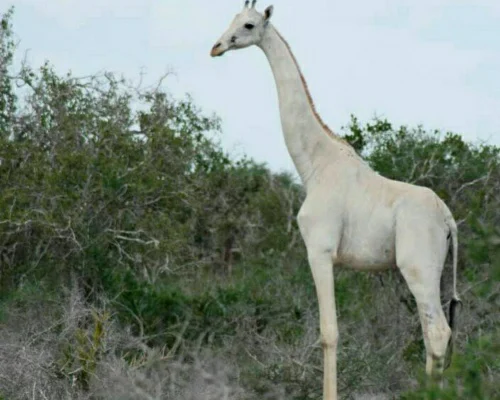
[210,1,274,57]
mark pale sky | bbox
[4,0,500,175]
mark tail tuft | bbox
[445,297,462,370]
[448,298,463,331]
[448,297,462,331]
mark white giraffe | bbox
[210,2,461,399]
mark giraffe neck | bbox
[258,25,356,187]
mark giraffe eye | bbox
[244,23,255,30]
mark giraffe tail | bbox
[448,218,461,329]
[445,218,462,369]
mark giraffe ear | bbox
[264,5,274,21]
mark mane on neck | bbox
[273,28,354,151]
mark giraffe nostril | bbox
[213,42,222,49]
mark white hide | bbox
[211,4,460,400]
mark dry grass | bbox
[0,285,252,400]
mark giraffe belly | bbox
[335,252,396,271]
[336,232,397,271]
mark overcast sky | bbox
[4,0,500,175]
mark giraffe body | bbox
[210,3,460,399]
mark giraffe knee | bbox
[320,327,338,349]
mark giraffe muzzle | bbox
[210,42,227,57]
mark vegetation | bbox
[0,7,499,399]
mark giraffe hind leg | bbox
[398,261,452,379]
[396,219,451,380]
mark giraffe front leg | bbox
[298,205,340,400]
[308,249,338,400]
